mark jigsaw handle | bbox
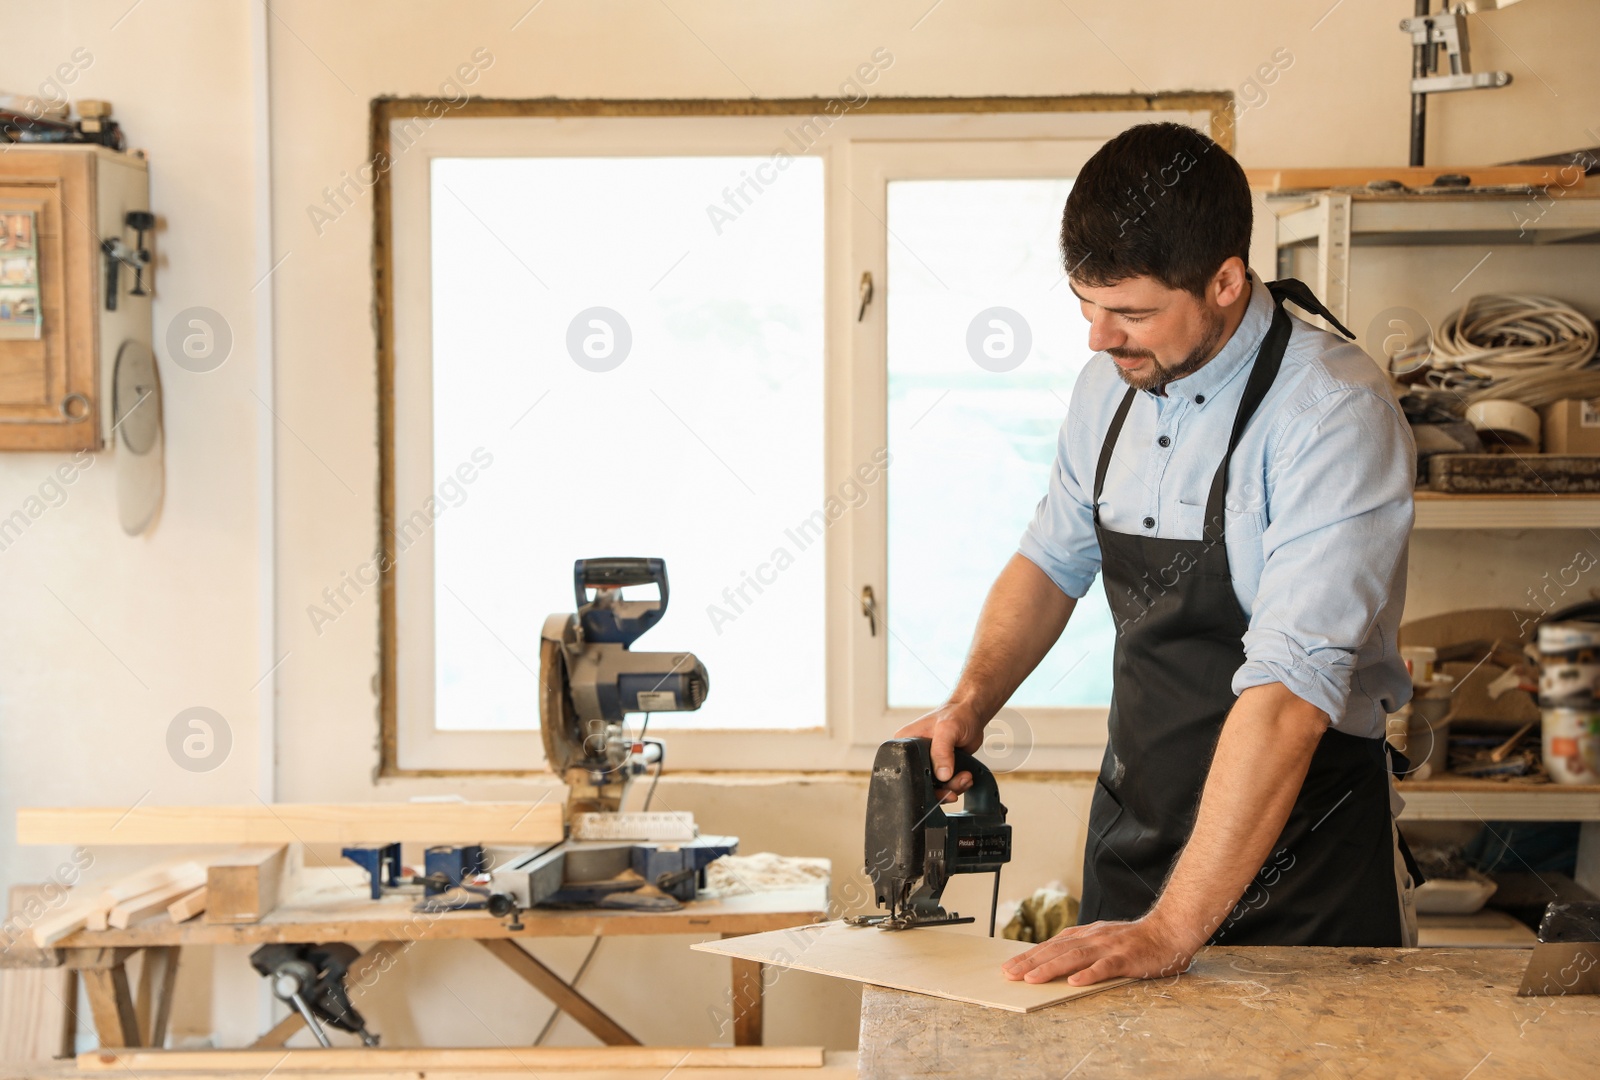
[574,558,669,610]
[951,747,1005,822]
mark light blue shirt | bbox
[1019,273,1415,738]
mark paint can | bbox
[1541,707,1600,785]
[1537,620,1600,710]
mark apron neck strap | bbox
[1092,388,1138,515]
[1200,300,1290,545]
[1266,277,1355,340]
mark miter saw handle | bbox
[575,558,668,605]
[574,558,669,645]
[950,746,1005,820]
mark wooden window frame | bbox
[372,93,1234,778]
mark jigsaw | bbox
[847,737,1012,933]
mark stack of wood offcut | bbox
[22,845,290,947]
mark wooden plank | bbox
[26,860,211,943]
[27,897,104,947]
[0,968,74,1059]
[1246,165,1568,191]
[166,888,207,923]
[694,922,1132,1014]
[204,845,286,924]
[132,947,179,1048]
[108,872,207,930]
[96,861,209,909]
[479,938,640,1046]
[1416,910,1539,949]
[724,931,764,1047]
[67,1068,858,1080]
[246,1010,303,1050]
[56,878,830,948]
[60,947,140,971]
[17,802,563,845]
[77,1046,826,1070]
[81,964,139,1048]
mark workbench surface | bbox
[48,869,828,947]
[858,946,1600,1079]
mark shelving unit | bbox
[1397,778,1600,821]
[1397,777,1600,901]
[1262,187,1600,904]
[1265,189,1600,326]
[1413,491,1600,529]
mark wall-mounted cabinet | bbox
[0,145,151,451]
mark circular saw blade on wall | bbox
[111,338,164,535]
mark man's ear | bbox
[1210,257,1249,309]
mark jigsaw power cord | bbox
[990,869,1001,937]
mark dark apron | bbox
[1077,279,1406,947]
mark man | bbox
[896,123,1418,987]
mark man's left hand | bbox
[1000,915,1197,986]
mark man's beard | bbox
[1109,311,1227,392]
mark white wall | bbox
[3,0,1599,1052]
[0,0,265,1041]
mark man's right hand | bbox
[893,701,987,804]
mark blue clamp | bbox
[342,843,402,900]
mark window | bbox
[883,178,1115,713]
[428,155,825,734]
[378,97,1231,774]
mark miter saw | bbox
[538,557,709,816]
[485,558,734,919]
[846,737,1012,933]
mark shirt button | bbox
[1194,394,1206,404]
[1142,516,1155,529]
[1158,435,1171,448]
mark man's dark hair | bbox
[1060,122,1252,298]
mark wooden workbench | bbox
[857,946,1600,1079]
[27,867,829,1050]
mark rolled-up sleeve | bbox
[1231,386,1414,726]
[1018,418,1103,599]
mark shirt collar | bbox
[1153,270,1274,408]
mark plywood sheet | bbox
[692,921,1132,1013]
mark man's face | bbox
[1069,275,1228,392]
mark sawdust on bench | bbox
[700,853,831,898]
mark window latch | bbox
[857,271,874,322]
[860,584,878,637]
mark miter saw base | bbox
[489,836,737,911]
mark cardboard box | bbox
[1540,399,1600,455]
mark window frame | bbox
[373,94,1233,778]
